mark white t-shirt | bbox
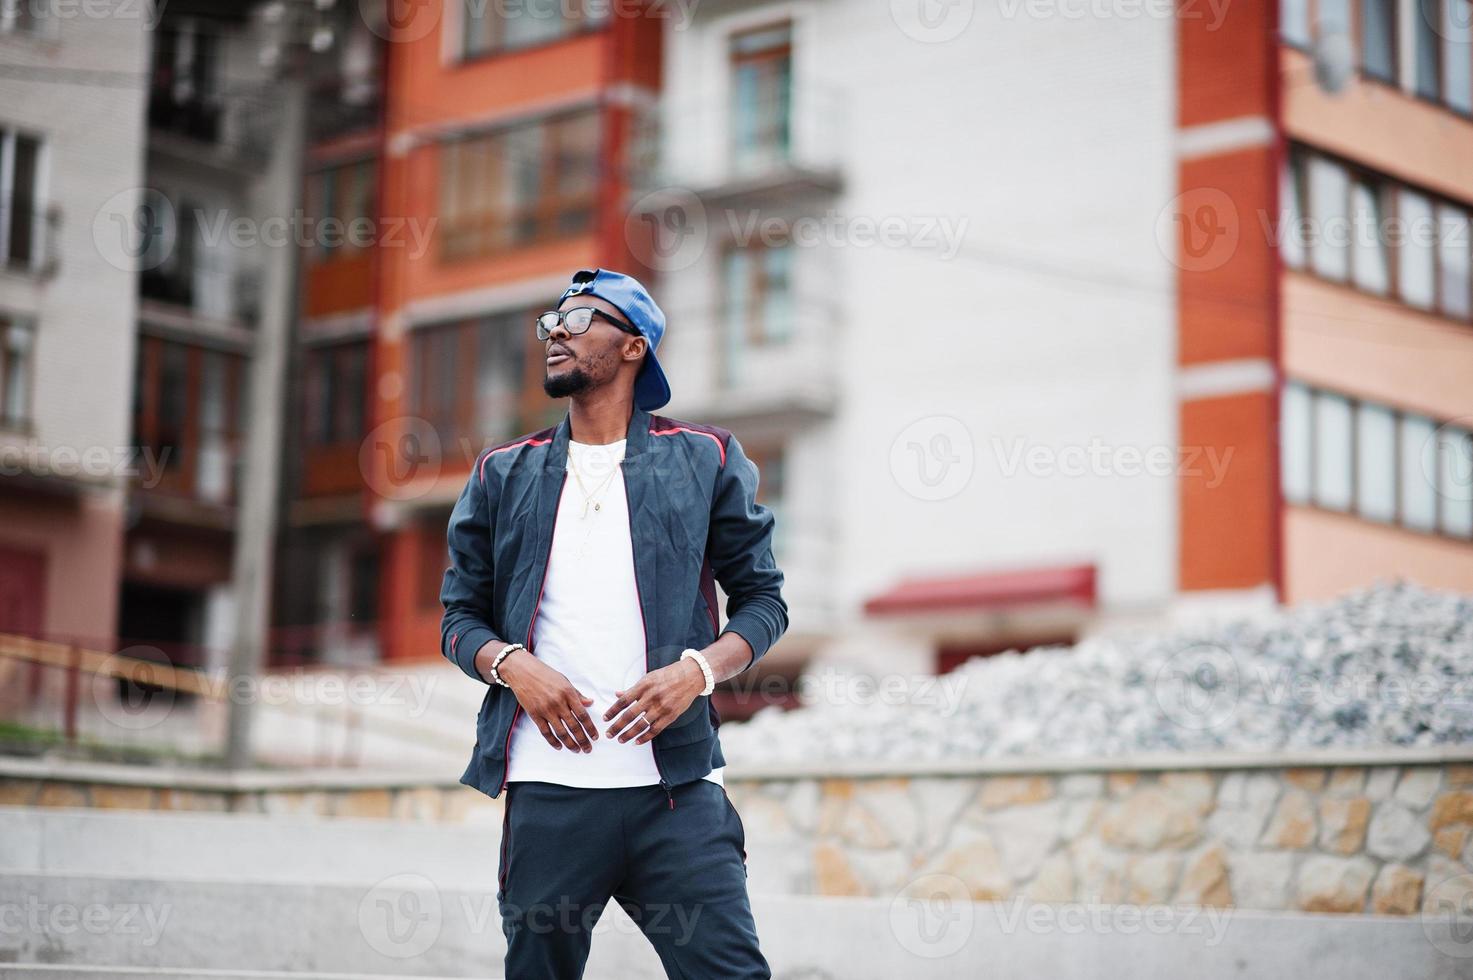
[505,437,723,788]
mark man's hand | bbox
[603,658,706,745]
[477,644,599,752]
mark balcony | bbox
[0,202,61,280]
[630,86,846,209]
[667,293,840,429]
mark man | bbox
[439,268,788,978]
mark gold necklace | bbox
[567,444,621,519]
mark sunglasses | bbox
[534,307,639,341]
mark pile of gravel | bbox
[719,581,1473,765]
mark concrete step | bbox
[0,806,499,889]
[2,869,1470,980]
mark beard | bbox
[543,365,594,399]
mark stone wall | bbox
[6,751,1473,918]
[723,763,1473,918]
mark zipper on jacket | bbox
[622,467,674,810]
[499,471,567,795]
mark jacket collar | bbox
[547,402,651,470]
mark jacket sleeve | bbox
[439,453,500,683]
[708,433,790,670]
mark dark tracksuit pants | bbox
[497,777,770,979]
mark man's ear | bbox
[625,335,647,363]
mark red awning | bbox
[863,563,1097,616]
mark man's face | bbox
[542,294,645,400]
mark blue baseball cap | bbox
[559,268,671,412]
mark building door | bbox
[0,545,46,638]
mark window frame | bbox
[1282,380,1473,541]
[0,314,36,433]
[1285,143,1473,325]
[457,0,609,63]
[437,108,602,262]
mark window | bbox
[1398,189,1437,310]
[1281,153,1308,270]
[1281,0,1311,45]
[723,242,794,345]
[1350,177,1388,294]
[438,110,600,261]
[149,23,222,142]
[1401,414,1438,531]
[133,337,245,501]
[729,23,792,174]
[1308,155,1350,281]
[306,341,369,446]
[1286,145,1473,322]
[1313,392,1353,511]
[1443,0,1473,114]
[1361,0,1398,81]
[461,0,606,58]
[747,444,788,558]
[0,316,34,430]
[1281,382,1313,503]
[409,309,536,446]
[1356,402,1397,522]
[1440,425,1473,537]
[1416,0,1443,100]
[1,128,44,273]
[305,160,377,263]
[0,0,44,34]
[1283,382,1473,539]
[1440,204,1473,318]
